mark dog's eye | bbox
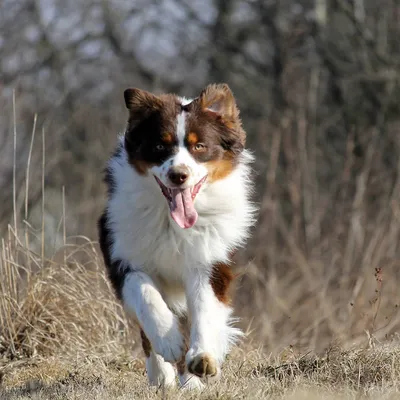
[155,144,165,151]
[194,143,206,151]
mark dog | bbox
[98,83,255,389]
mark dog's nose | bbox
[168,166,189,185]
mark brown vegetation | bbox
[2,343,400,399]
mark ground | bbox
[2,343,400,400]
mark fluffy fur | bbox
[98,83,256,389]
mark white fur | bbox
[146,351,176,387]
[122,272,184,362]
[179,372,205,390]
[151,144,208,190]
[185,268,243,367]
[107,120,255,387]
[108,137,254,289]
[179,96,194,106]
[176,111,186,147]
[151,111,208,189]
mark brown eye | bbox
[155,144,165,151]
[194,143,206,151]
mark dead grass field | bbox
[0,234,400,400]
[2,344,400,399]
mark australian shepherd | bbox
[98,83,255,390]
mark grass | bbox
[2,344,400,399]
[0,235,132,360]
[1,228,400,399]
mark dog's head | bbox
[123,83,246,229]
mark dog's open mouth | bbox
[154,175,207,229]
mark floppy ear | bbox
[199,84,245,151]
[124,88,163,136]
[124,88,162,111]
[198,83,239,121]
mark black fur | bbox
[103,143,123,197]
[98,211,131,300]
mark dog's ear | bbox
[198,84,245,152]
[198,83,239,121]
[124,88,162,133]
[124,88,162,112]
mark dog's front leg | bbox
[184,267,242,379]
[122,271,185,363]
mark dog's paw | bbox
[152,323,184,363]
[146,354,176,388]
[179,373,205,390]
[187,352,219,378]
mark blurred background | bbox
[1,0,400,354]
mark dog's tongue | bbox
[170,188,198,229]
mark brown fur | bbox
[124,88,162,110]
[205,159,236,182]
[199,84,239,122]
[129,160,154,175]
[210,262,235,304]
[123,90,180,174]
[176,315,190,375]
[140,328,151,358]
[123,84,246,180]
[124,89,163,133]
[162,132,174,145]
[184,84,246,181]
[187,132,199,145]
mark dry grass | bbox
[2,344,400,399]
[0,194,399,400]
[0,234,132,360]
